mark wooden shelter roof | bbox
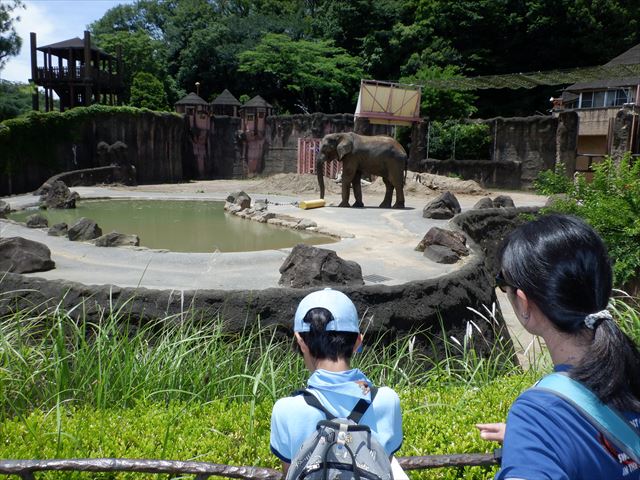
[211,89,241,106]
[37,37,114,60]
[175,92,209,106]
[241,95,272,108]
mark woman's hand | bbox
[475,422,506,444]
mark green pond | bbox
[10,200,336,253]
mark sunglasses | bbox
[495,271,514,293]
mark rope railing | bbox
[0,453,500,480]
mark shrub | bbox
[427,121,491,160]
[535,153,640,287]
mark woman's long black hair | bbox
[501,213,640,411]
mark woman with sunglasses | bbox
[477,214,640,479]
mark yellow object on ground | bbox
[299,199,326,209]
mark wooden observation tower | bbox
[30,31,124,112]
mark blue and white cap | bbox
[294,288,359,333]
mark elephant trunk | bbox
[317,158,325,199]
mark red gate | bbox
[297,138,340,178]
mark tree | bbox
[238,33,363,113]
[0,80,32,121]
[129,71,168,110]
[0,0,24,71]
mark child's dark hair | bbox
[298,308,359,361]
[500,213,640,411]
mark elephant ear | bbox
[336,135,353,161]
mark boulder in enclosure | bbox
[226,191,251,210]
[0,200,10,218]
[492,195,515,208]
[473,197,494,209]
[26,214,48,228]
[423,245,460,264]
[279,244,364,288]
[415,226,469,256]
[38,180,80,209]
[68,218,102,241]
[94,232,140,247]
[0,237,55,273]
[422,191,461,219]
[48,223,68,237]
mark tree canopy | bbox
[80,0,636,118]
[0,0,23,71]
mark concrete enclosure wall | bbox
[409,112,579,190]
[1,111,187,196]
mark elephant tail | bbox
[403,155,408,187]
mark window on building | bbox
[580,92,593,108]
[593,91,605,107]
[614,89,630,106]
[186,107,194,115]
[247,114,255,121]
[258,112,265,118]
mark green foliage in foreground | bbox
[0,374,536,480]
[534,154,640,286]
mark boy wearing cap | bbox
[270,288,403,472]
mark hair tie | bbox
[584,309,612,329]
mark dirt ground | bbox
[122,171,544,207]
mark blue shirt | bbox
[270,368,403,463]
[496,368,640,479]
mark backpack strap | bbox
[348,386,378,423]
[293,386,378,423]
[534,372,640,464]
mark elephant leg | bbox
[338,173,351,207]
[380,177,393,208]
[351,171,364,208]
[392,179,405,209]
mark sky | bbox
[1,0,135,82]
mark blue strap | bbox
[535,373,640,464]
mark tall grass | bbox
[0,295,532,418]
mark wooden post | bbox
[84,30,92,106]
[29,32,39,111]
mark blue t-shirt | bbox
[496,368,640,479]
[270,368,403,463]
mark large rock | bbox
[0,237,55,273]
[0,200,10,218]
[38,180,80,209]
[492,195,515,208]
[26,214,49,228]
[226,191,251,210]
[279,244,364,288]
[68,218,102,241]
[48,223,68,237]
[423,245,460,264]
[473,197,494,209]
[422,191,461,219]
[415,226,469,256]
[94,232,140,247]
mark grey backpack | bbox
[285,388,393,480]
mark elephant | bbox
[317,132,407,209]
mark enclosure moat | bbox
[10,199,336,253]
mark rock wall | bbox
[0,110,186,196]
[409,112,578,190]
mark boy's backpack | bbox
[285,387,393,480]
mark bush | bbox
[428,121,491,160]
[535,153,640,286]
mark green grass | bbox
[1,293,637,480]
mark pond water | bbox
[10,200,336,253]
